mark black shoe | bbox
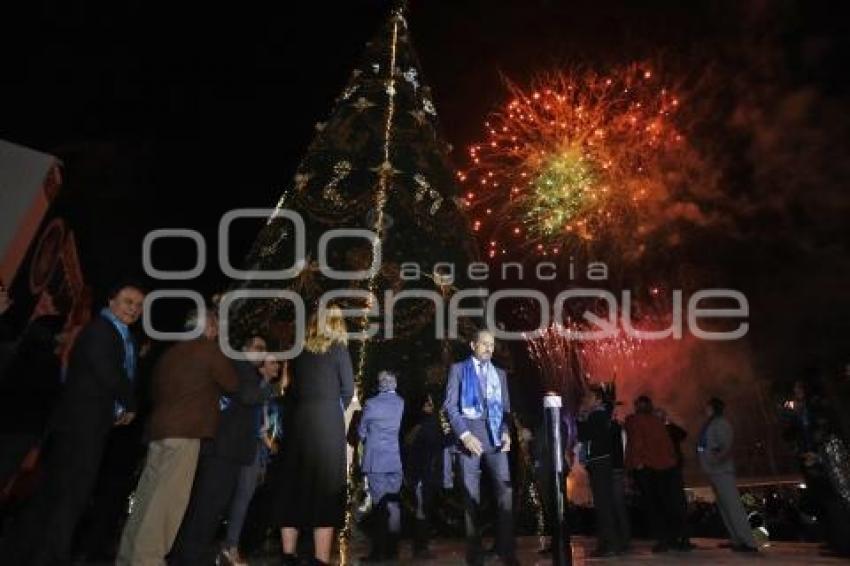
[281,553,298,566]
[413,548,437,560]
[730,544,758,553]
[386,536,399,561]
[673,540,695,552]
[498,555,521,566]
[651,543,669,553]
[82,549,117,562]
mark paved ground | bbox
[236,536,847,565]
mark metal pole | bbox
[544,394,571,565]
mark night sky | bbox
[1,0,848,387]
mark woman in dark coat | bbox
[274,306,354,565]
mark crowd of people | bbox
[561,386,758,557]
[779,379,850,557]
[0,279,848,564]
[0,281,450,566]
[0,282,296,565]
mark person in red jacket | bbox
[624,395,690,553]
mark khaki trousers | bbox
[116,438,200,566]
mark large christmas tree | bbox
[226,6,550,548]
[231,3,478,403]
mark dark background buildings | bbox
[1,0,848,390]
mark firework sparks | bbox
[526,324,587,413]
[526,305,676,410]
[463,64,700,261]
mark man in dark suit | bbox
[443,329,518,566]
[577,385,626,556]
[6,280,144,566]
[405,394,444,559]
[169,334,273,566]
[358,370,404,562]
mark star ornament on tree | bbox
[371,160,401,178]
[293,172,312,192]
[351,96,376,112]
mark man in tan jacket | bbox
[117,309,238,566]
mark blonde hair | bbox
[303,305,348,353]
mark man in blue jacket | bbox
[443,329,518,566]
[359,370,404,562]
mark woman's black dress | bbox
[273,343,354,528]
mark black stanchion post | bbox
[544,394,571,565]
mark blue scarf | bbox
[263,401,282,440]
[460,357,504,446]
[100,307,137,417]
